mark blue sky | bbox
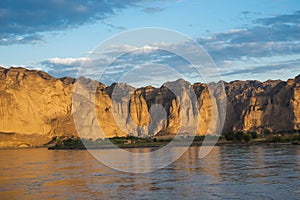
[1,0,300,86]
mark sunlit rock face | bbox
[0,67,76,147]
[0,67,299,147]
[291,76,300,130]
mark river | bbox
[0,145,299,199]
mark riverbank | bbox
[1,133,299,150]
[47,135,300,150]
[1,140,298,150]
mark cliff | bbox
[0,67,299,147]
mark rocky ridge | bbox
[0,67,299,147]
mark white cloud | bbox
[46,57,88,66]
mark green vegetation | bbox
[49,135,210,150]
[224,131,254,142]
[48,130,300,150]
[49,135,167,150]
[87,136,165,148]
[224,130,300,144]
[48,137,85,150]
[264,134,300,143]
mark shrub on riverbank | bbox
[224,131,254,142]
[225,131,264,142]
[224,130,300,143]
[265,134,300,143]
[49,137,85,149]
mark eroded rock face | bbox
[291,80,300,130]
[0,67,299,147]
[224,79,296,133]
[0,67,75,147]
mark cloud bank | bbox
[38,10,300,83]
[0,0,163,45]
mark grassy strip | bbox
[48,132,300,150]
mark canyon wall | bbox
[0,67,299,147]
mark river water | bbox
[0,145,299,199]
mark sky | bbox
[1,0,300,86]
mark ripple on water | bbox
[0,146,299,199]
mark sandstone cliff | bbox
[0,67,299,147]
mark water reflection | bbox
[0,145,299,199]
